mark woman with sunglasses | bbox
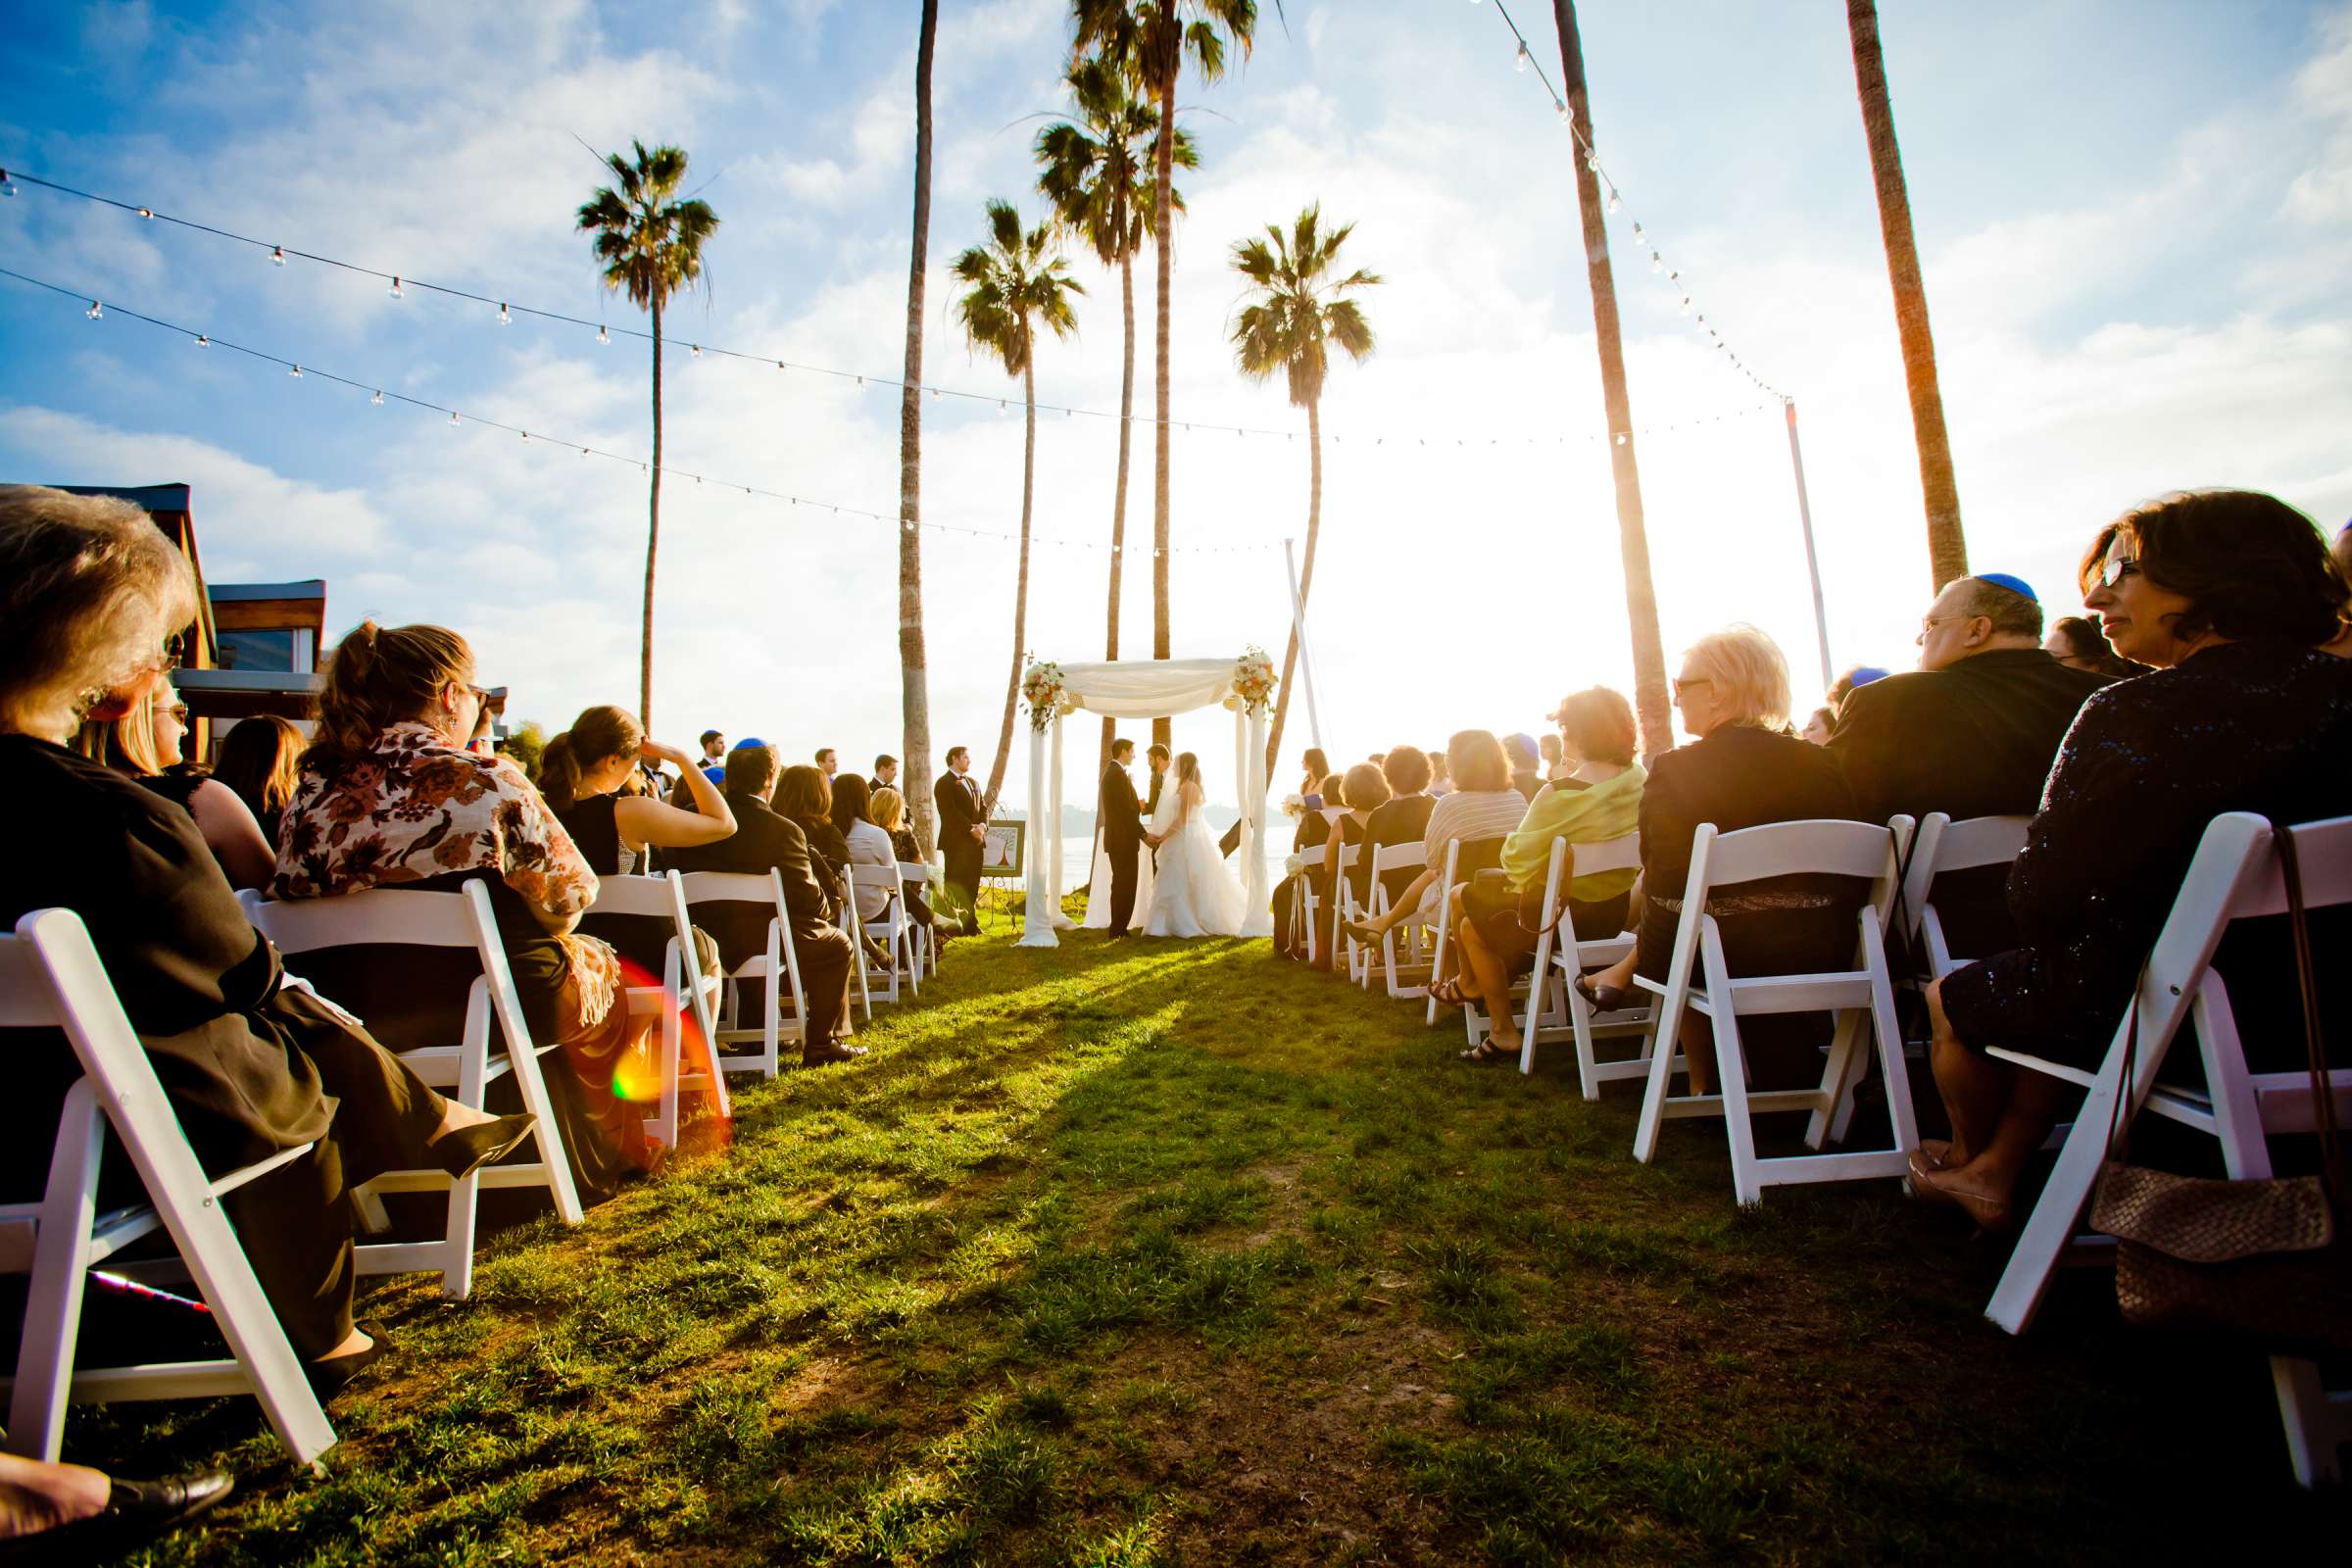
[1913,490,2352,1230]
[83,674,275,890]
[274,622,668,1200]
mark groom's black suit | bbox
[1099,761,1146,935]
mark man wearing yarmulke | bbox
[1828,571,2112,956]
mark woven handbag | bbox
[2086,819,2352,1353]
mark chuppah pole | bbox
[1283,538,1325,753]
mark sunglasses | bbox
[2096,556,2141,590]
[167,704,189,722]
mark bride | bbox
[1143,752,1250,938]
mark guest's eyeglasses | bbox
[167,704,189,722]
[1672,677,1712,699]
[1918,612,1974,638]
[2096,556,2141,589]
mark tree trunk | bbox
[1846,0,1967,589]
[643,294,662,732]
[1101,220,1135,777]
[1150,70,1176,753]
[983,354,1038,813]
[898,0,939,857]
[1263,396,1319,778]
[1551,0,1672,760]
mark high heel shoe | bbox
[426,1113,537,1181]
[306,1324,392,1400]
[1572,974,1628,1011]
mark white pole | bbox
[1283,537,1326,753]
[1785,399,1835,691]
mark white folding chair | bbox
[898,861,939,979]
[1,908,336,1465]
[1983,811,2352,1487]
[839,868,874,1022]
[583,871,730,1153]
[244,883,585,1298]
[1520,833,1652,1095]
[1424,840,1462,1027]
[1293,844,1329,965]
[852,864,917,1004]
[1629,817,1920,1204]
[1365,841,1430,999]
[1330,844,1366,981]
[681,871,808,1078]
[1898,812,2033,978]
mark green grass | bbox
[69,931,2345,1564]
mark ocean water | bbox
[1053,833,1290,898]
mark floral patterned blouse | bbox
[273,721,598,918]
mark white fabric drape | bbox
[1019,656,1270,948]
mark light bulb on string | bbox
[690,343,702,357]
[1554,100,1570,126]
[1514,41,1529,72]
[1649,252,1663,274]
[597,324,610,344]
[136,207,153,220]
[370,389,384,406]
[270,245,285,266]
[1585,150,1601,172]
[288,364,302,378]
[388,276,403,299]
[498,303,512,324]
[84,300,102,319]
[1679,296,1690,314]
[1605,189,1621,215]
[193,334,209,347]
[0,170,15,196]
[450,411,461,426]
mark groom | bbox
[1100,738,1147,937]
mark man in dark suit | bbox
[933,745,986,933]
[1099,738,1146,936]
[664,744,862,1065]
[868,754,899,798]
[1830,571,2112,955]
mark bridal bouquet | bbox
[1021,661,1069,731]
[1230,646,1277,716]
[1280,792,1305,818]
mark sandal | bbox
[1428,976,1475,1007]
[1573,974,1628,1011]
[1459,1037,1517,1065]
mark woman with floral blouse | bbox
[274,621,663,1199]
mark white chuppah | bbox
[1018,653,1276,948]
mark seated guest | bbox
[1917,490,2352,1230]
[1363,746,1437,906]
[1539,730,1568,781]
[87,679,276,890]
[1440,687,1646,1062]
[665,745,863,1066]
[2324,523,2352,657]
[0,487,532,1389]
[868,785,939,946]
[832,774,903,966]
[1343,730,1529,946]
[214,714,306,852]
[1579,626,1861,1095]
[1826,663,1889,716]
[1312,761,1392,963]
[1503,732,1544,801]
[2044,613,2147,678]
[274,621,667,1197]
[538,706,738,876]
[1799,707,1836,745]
[1426,749,1452,797]
[1270,769,1350,958]
[778,763,849,925]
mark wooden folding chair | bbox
[582,870,729,1153]
[1982,811,2352,1487]
[1629,817,1919,1204]
[1522,832,1651,1095]
[1,908,336,1465]
[681,871,808,1078]
[244,882,584,1298]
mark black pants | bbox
[942,845,983,929]
[1106,839,1141,933]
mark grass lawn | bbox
[73,929,2345,1564]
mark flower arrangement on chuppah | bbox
[1228,646,1277,716]
[1021,660,1070,731]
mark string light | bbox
[690,343,702,357]
[0,169,15,196]
[389,275,403,299]
[194,333,208,347]
[288,364,302,377]
[270,245,285,265]
[136,207,153,220]
[1514,40,1529,72]
[497,303,511,325]
[84,300,102,319]
[598,324,610,343]
[371,389,383,405]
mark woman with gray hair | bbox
[1573,624,1862,1094]
[0,486,534,1394]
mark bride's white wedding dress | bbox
[1143,781,1249,938]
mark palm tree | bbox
[1036,57,1198,777]
[1547,1,1671,757]
[1846,0,1967,588]
[1070,0,1266,752]
[954,200,1084,814]
[1229,206,1378,780]
[576,140,719,733]
[899,0,941,857]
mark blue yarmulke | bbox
[732,736,767,751]
[1976,571,2037,603]
[1847,666,1891,689]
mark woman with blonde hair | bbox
[85,678,276,889]
[0,488,532,1392]
[214,713,306,853]
[1574,625,1860,1093]
[1341,729,1527,953]
[867,785,940,944]
[274,621,666,1198]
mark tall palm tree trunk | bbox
[1263,395,1319,777]
[984,357,1039,812]
[1102,235,1135,775]
[1551,0,1671,758]
[643,295,662,730]
[1150,74,1176,754]
[899,0,940,856]
[1846,0,1967,589]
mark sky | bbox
[3,0,2348,813]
